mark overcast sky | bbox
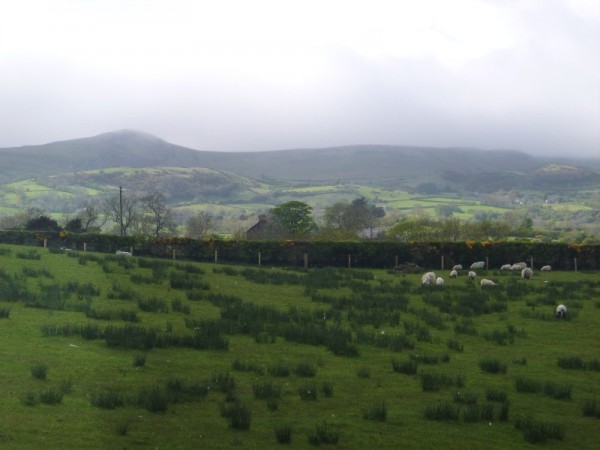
[1,0,599,156]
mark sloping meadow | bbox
[0,244,599,448]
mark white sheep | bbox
[521,267,533,279]
[452,264,463,271]
[541,265,551,271]
[511,262,527,271]
[500,264,512,271]
[116,250,132,257]
[470,261,485,270]
[480,279,497,287]
[468,271,477,280]
[556,304,567,319]
[435,277,445,286]
[421,272,437,285]
[450,270,458,278]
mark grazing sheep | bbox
[435,277,445,286]
[511,262,527,271]
[556,304,567,319]
[116,250,132,257]
[452,264,463,271]
[521,267,533,279]
[480,279,497,287]
[450,270,458,278]
[468,271,477,280]
[500,264,512,271]
[470,261,485,270]
[421,272,437,285]
[541,265,551,271]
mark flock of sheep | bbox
[421,261,567,319]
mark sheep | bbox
[541,265,551,271]
[511,262,527,271]
[421,271,437,285]
[480,279,497,287]
[435,277,444,286]
[452,264,463,271]
[470,261,485,270]
[116,250,132,257]
[450,270,458,278]
[500,264,512,271]
[556,304,567,319]
[521,267,533,279]
[468,271,477,280]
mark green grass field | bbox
[0,244,598,449]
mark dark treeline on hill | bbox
[1,231,598,271]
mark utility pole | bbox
[119,186,124,236]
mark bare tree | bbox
[103,193,140,235]
[142,192,175,236]
[185,211,215,239]
[79,199,105,232]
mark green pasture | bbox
[0,244,599,449]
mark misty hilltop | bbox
[0,130,599,192]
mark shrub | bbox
[453,391,478,404]
[307,421,340,445]
[558,356,585,370]
[252,381,282,400]
[31,363,48,380]
[220,402,251,430]
[268,362,291,377]
[391,358,417,375]
[362,401,387,421]
[136,385,168,412]
[515,416,564,443]
[116,420,130,436]
[39,387,64,405]
[90,387,125,409]
[294,361,317,377]
[446,338,464,352]
[419,372,459,392]
[515,376,542,393]
[479,358,507,374]
[424,401,460,421]
[164,377,209,403]
[211,372,235,393]
[485,388,507,402]
[133,354,146,368]
[232,359,264,374]
[544,382,572,400]
[321,382,334,397]
[274,424,292,444]
[0,307,10,318]
[357,367,371,378]
[298,383,318,401]
[21,391,39,406]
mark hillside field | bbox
[0,244,599,449]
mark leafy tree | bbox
[186,211,215,239]
[64,217,83,233]
[324,198,384,235]
[270,201,315,236]
[25,215,61,232]
[79,199,104,232]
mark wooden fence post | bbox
[172,249,176,260]
[574,257,578,271]
[83,243,87,252]
[485,257,489,270]
[304,253,308,269]
[348,254,352,269]
[441,255,444,270]
[258,251,261,267]
[395,255,398,268]
[214,250,218,263]
[43,239,47,248]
